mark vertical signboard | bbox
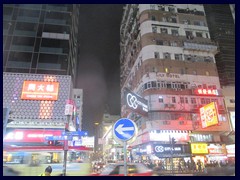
[124,88,148,116]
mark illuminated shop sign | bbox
[200,102,219,128]
[191,143,208,154]
[193,88,220,96]
[208,144,227,155]
[153,144,190,154]
[3,129,62,143]
[21,81,59,101]
[124,88,148,116]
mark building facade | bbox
[120,4,232,167]
[203,4,235,146]
[3,4,81,137]
[3,4,80,86]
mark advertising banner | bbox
[200,102,219,128]
[21,81,59,101]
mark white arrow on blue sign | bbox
[113,118,136,141]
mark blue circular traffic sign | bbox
[113,118,136,141]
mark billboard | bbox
[124,88,148,116]
[21,81,59,101]
[200,102,219,128]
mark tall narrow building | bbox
[3,4,81,135]
[120,4,232,167]
[203,4,235,160]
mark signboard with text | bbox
[21,81,59,100]
[200,102,219,128]
[191,143,208,154]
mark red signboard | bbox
[3,129,62,143]
[194,88,219,96]
[21,81,59,101]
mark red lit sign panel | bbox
[3,129,62,143]
[21,81,59,101]
[195,89,219,96]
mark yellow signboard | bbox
[200,102,219,128]
[191,143,208,154]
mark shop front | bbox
[153,143,191,170]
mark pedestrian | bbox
[39,165,52,176]
[178,160,183,172]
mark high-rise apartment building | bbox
[120,4,233,166]
[204,4,235,151]
[204,4,235,86]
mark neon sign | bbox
[200,102,219,128]
[21,81,59,100]
[195,89,219,96]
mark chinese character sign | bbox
[21,81,59,100]
[200,102,219,128]
[191,143,208,154]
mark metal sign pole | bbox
[62,115,70,176]
[123,141,127,176]
[113,118,137,177]
[170,135,174,175]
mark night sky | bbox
[76,4,124,136]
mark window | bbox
[154,52,160,59]
[156,40,163,45]
[186,31,194,39]
[151,16,156,21]
[206,98,210,104]
[159,96,164,103]
[152,81,157,88]
[158,5,165,11]
[161,28,168,34]
[168,7,175,12]
[185,97,188,104]
[183,19,190,25]
[201,98,206,104]
[175,54,182,60]
[150,4,155,10]
[180,97,184,103]
[172,97,176,103]
[196,32,203,37]
[163,53,171,59]
[230,99,235,103]
[171,29,179,36]
[191,98,196,104]
[167,82,171,89]
[152,26,157,33]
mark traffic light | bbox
[48,140,61,146]
[48,140,54,145]
[171,137,177,145]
